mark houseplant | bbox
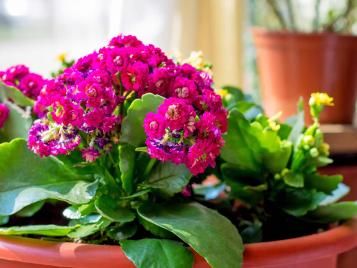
[252,0,357,123]
[201,87,357,267]
[0,35,242,268]
[1,35,357,268]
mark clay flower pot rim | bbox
[244,219,357,267]
[1,219,357,267]
[252,27,357,39]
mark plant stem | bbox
[143,158,157,178]
[313,0,321,31]
[286,0,296,31]
[267,0,288,30]
[324,0,354,32]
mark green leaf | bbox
[139,216,175,239]
[120,93,165,147]
[106,223,137,241]
[121,239,194,268]
[308,202,357,223]
[138,202,243,268]
[0,225,77,237]
[0,139,98,216]
[68,219,110,239]
[0,216,9,226]
[280,188,326,217]
[0,81,34,107]
[306,173,342,194]
[95,195,135,223]
[16,201,45,217]
[283,171,304,188]
[250,122,292,174]
[319,183,349,206]
[119,144,136,194]
[145,162,191,197]
[0,100,32,141]
[69,214,102,225]
[221,109,262,174]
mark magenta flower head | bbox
[0,65,45,100]
[27,34,226,176]
[0,103,10,129]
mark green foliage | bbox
[0,100,32,141]
[0,139,98,216]
[219,92,355,241]
[119,144,136,194]
[94,195,135,223]
[0,81,34,107]
[138,202,243,268]
[121,239,194,268]
[0,225,77,237]
[120,93,164,147]
[307,202,357,223]
[144,162,191,197]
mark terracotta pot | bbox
[322,165,357,268]
[253,28,357,124]
[1,219,357,268]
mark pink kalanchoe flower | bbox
[0,103,10,128]
[81,147,100,162]
[158,98,196,131]
[186,139,221,175]
[19,73,45,99]
[144,112,166,139]
[0,65,45,100]
[28,120,81,157]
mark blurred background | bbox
[0,0,356,99]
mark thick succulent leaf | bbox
[0,100,32,141]
[68,219,111,239]
[0,139,97,215]
[280,188,326,217]
[0,225,77,237]
[0,81,34,107]
[16,201,45,217]
[0,216,9,226]
[221,109,263,175]
[119,144,136,194]
[121,239,194,268]
[120,93,164,147]
[146,162,191,196]
[138,202,243,268]
[250,122,292,174]
[319,183,350,206]
[308,201,357,223]
[306,173,342,194]
[94,195,135,223]
[106,223,138,241]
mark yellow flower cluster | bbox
[309,92,334,107]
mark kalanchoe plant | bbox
[0,35,242,268]
[212,88,357,243]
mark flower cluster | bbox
[144,93,226,175]
[28,34,227,174]
[0,103,9,128]
[0,65,45,100]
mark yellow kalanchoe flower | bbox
[309,92,334,121]
[182,51,212,75]
[268,112,282,132]
[57,52,68,63]
[309,92,334,107]
[216,88,229,98]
